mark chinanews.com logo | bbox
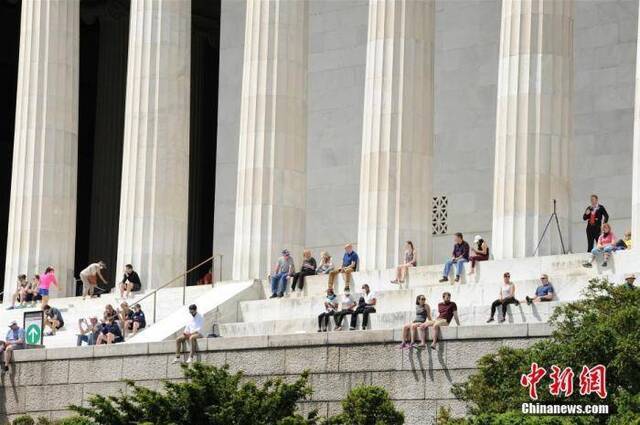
[519,362,609,415]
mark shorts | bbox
[39,288,49,297]
[421,318,449,327]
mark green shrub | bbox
[326,385,404,425]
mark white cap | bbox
[474,235,482,243]
[624,273,636,280]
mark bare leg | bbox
[401,324,410,343]
[430,325,441,349]
[399,266,407,282]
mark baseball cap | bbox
[8,320,17,327]
[624,273,636,280]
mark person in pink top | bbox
[39,266,59,307]
[583,223,617,268]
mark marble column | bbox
[491,0,574,259]
[632,2,640,247]
[117,0,191,289]
[356,0,434,271]
[232,0,308,280]
[3,0,79,298]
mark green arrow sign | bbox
[26,323,41,345]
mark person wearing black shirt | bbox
[291,250,317,293]
[130,304,147,336]
[96,318,123,344]
[583,194,609,252]
[120,264,142,299]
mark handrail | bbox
[132,253,222,323]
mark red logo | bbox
[522,363,607,400]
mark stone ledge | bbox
[457,323,528,339]
[46,346,94,360]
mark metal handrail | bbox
[132,253,223,323]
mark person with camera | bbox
[583,194,609,252]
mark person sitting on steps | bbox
[316,251,335,275]
[439,233,470,283]
[317,288,338,332]
[391,241,417,284]
[349,284,376,331]
[468,235,489,275]
[525,274,554,305]
[328,244,359,292]
[269,249,295,298]
[398,294,431,349]
[418,292,459,350]
[291,249,316,295]
[334,288,356,331]
[487,272,519,323]
[583,223,616,268]
[173,304,204,364]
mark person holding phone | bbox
[583,194,609,252]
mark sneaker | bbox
[582,262,592,268]
[269,294,277,299]
[439,277,448,283]
[186,357,193,364]
[525,296,532,305]
[602,261,608,267]
[6,306,14,310]
[486,318,494,323]
[45,331,54,337]
[349,327,356,331]
[498,318,506,323]
[397,343,407,349]
[172,357,182,364]
[455,275,460,282]
[278,293,284,298]
[390,280,399,284]
[334,326,342,331]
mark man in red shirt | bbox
[418,292,460,350]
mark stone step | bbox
[265,251,637,298]
[220,301,561,338]
[242,276,586,323]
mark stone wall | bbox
[0,327,548,424]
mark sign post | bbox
[23,310,44,346]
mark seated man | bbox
[120,264,142,299]
[1,321,25,372]
[269,249,295,298]
[130,304,147,336]
[334,289,356,331]
[328,244,359,291]
[439,233,470,283]
[525,274,555,305]
[623,273,636,290]
[76,316,100,346]
[43,304,65,336]
[96,318,123,345]
[419,292,460,349]
[173,304,204,364]
[349,284,376,331]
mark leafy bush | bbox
[445,278,640,424]
[326,385,404,425]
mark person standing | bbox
[80,261,108,300]
[487,272,519,323]
[583,194,609,253]
[39,267,59,307]
[439,233,470,283]
[327,244,359,291]
[269,249,295,298]
[173,304,204,364]
[291,250,317,294]
[391,241,417,284]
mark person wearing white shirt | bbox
[173,304,204,364]
[350,284,377,330]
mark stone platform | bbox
[1,327,548,424]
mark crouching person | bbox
[419,292,459,350]
[173,304,203,364]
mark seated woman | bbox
[292,250,317,293]
[317,288,338,332]
[583,223,617,268]
[468,235,489,275]
[398,295,431,349]
[315,252,334,274]
[96,318,123,345]
[487,272,519,323]
[391,241,417,284]
[103,304,118,322]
